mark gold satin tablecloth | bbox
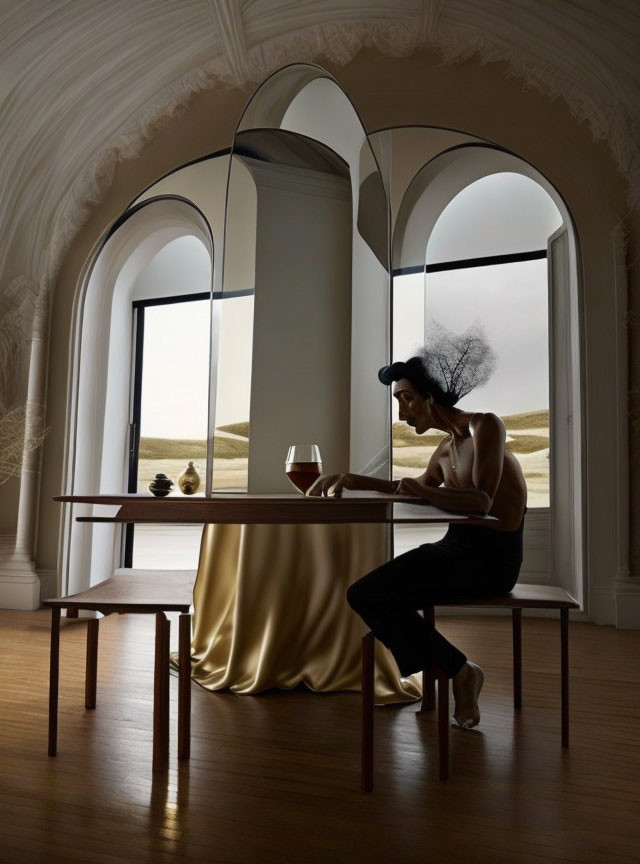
[190,522,421,704]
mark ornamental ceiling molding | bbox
[45,55,234,287]
[15,15,640,304]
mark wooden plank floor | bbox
[1,610,639,864]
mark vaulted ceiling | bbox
[1,0,638,301]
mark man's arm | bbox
[307,439,446,497]
[307,472,397,496]
[397,414,506,515]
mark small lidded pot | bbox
[178,461,201,495]
[149,473,174,497]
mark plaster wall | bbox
[131,235,211,302]
[0,481,19,534]
[134,155,257,297]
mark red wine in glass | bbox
[285,445,322,494]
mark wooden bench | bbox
[361,584,580,786]
[44,570,194,773]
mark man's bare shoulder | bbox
[469,411,505,435]
[431,433,451,449]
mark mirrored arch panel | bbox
[219,63,391,493]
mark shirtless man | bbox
[308,355,527,728]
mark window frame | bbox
[391,246,549,508]
[124,289,253,567]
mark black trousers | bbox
[347,519,524,678]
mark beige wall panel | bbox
[246,163,352,493]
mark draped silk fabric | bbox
[190,523,421,704]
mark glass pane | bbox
[212,294,254,491]
[137,298,210,497]
[138,299,209,495]
[392,260,549,507]
[427,173,562,264]
[393,271,425,363]
[132,296,211,568]
[132,525,202,569]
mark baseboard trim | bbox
[0,576,40,610]
[37,569,58,604]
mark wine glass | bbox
[285,444,322,494]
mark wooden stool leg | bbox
[361,632,375,792]
[178,613,191,761]
[512,608,522,710]
[561,608,569,748]
[85,618,99,710]
[419,607,436,712]
[48,607,61,757]
[420,668,437,712]
[153,612,170,773]
[436,668,449,781]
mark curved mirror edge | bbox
[64,196,214,587]
[222,66,392,492]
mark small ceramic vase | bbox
[149,473,174,497]
[178,461,201,495]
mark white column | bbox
[0,291,49,609]
[244,159,352,492]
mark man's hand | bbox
[396,477,433,499]
[306,473,355,497]
[307,473,403,497]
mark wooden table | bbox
[53,494,576,782]
[54,491,493,526]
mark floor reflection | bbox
[148,761,191,857]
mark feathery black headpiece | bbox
[378,323,496,407]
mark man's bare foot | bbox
[452,661,485,729]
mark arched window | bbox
[393,172,562,508]
[390,142,582,599]
[63,197,214,591]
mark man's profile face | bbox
[393,378,432,434]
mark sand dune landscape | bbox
[137,410,549,504]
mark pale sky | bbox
[139,301,210,439]
[136,237,254,439]
[139,296,254,438]
[392,172,560,419]
[393,263,549,418]
[427,172,562,262]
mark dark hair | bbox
[378,323,497,408]
[378,358,456,407]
